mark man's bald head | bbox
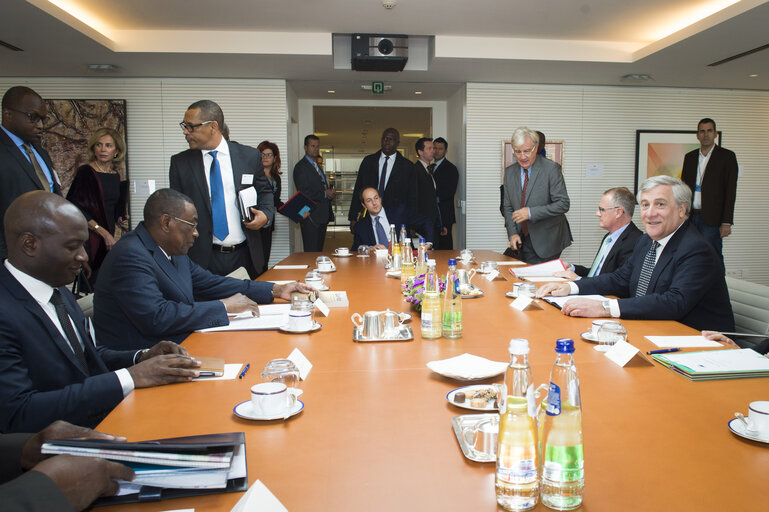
[5,191,88,287]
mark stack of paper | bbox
[511,259,568,279]
[652,348,769,381]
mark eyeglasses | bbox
[597,206,620,213]
[513,147,536,157]
[262,152,274,157]
[172,216,198,230]
[7,107,48,124]
[179,120,213,132]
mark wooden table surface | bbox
[98,250,769,511]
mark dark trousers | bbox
[519,235,561,265]
[690,213,725,274]
[436,227,453,250]
[300,219,327,252]
[208,244,257,279]
[260,228,274,274]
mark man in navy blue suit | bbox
[537,175,734,332]
[94,188,309,351]
[0,192,202,433]
[351,187,434,252]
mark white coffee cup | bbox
[335,247,350,256]
[251,382,289,417]
[747,401,769,434]
[288,308,313,331]
[591,319,614,337]
[305,276,324,289]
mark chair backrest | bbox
[227,266,250,281]
[77,294,95,319]
[726,276,769,336]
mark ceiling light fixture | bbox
[360,84,392,91]
[382,0,397,9]
[620,73,653,82]
[327,90,336,94]
[749,74,759,78]
[414,91,423,95]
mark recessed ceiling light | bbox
[327,90,336,94]
[414,91,423,95]
[620,73,653,82]
[749,74,759,78]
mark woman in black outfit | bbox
[257,140,284,273]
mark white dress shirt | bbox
[693,145,714,210]
[202,138,247,246]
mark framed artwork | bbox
[634,129,720,194]
[503,140,564,179]
[41,99,128,192]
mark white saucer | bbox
[233,398,304,421]
[279,321,322,334]
[505,291,519,299]
[385,270,401,278]
[333,252,353,257]
[447,385,500,412]
[314,267,336,273]
[728,418,769,443]
[580,331,600,343]
[398,312,412,322]
[307,284,329,291]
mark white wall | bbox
[446,85,466,248]
[465,83,769,285]
[0,77,289,265]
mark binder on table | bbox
[278,191,316,223]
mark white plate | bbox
[233,397,304,421]
[426,353,508,381]
[279,321,322,334]
[580,331,600,343]
[314,267,336,273]
[447,385,500,411]
[306,284,329,291]
[461,286,484,299]
[728,418,769,443]
[385,270,401,278]
[505,291,519,299]
[399,312,412,322]
[333,252,353,257]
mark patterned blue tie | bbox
[373,216,388,246]
[635,241,660,297]
[588,235,612,277]
[208,150,229,240]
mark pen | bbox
[647,348,680,355]
[238,363,250,379]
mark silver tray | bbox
[451,413,499,463]
[352,325,414,342]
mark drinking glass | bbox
[261,359,300,389]
[595,321,627,352]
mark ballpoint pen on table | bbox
[647,348,680,355]
[238,363,250,379]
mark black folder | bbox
[278,191,317,223]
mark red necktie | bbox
[521,169,529,236]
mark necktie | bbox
[378,155,390,197]
[587,235,612,277]
[635,241,660,297]
[427,163,436,176]
[50,289,88,372]
[521,168,529,237]
[312,160,327,186]
[208,150,229,241]
[373,216,388,246]
[22,143,51,192]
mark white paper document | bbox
[541,295,608,309]
[512,259,568,278]
[495,261,527,266]
[520,276,567,282]
[272,264,309,270]
[660,349,769,373]
[199,305,291,332]
[645,335,722,348]
[238,187,258,221]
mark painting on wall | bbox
[634,129,720,194]
[502,140,564,179]
[41,99,128,192]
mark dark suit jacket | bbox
[351,204,435,251]
[681,145,738,227]
[94,223,275,351]
[573,222,643,277]
[576,221,734,332]
[169,141,274,275]
[0,266,135,433]
[434,158,459,228]
[348,151,417,222]
[292,156,333,225]
[0,128,61,259]
[414,160,439,223]
[0,433,71,511]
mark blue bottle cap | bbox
[448,258,457,266]
[555,338,575,353]
[419,238,426,243]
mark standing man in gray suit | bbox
[502,127,572,264]
[293,134,335,252]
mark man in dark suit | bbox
[0,420,134,511]
[680,117,738,272]
[351,187,434,251]
[348,128,417,232]
[0,86,61,259]
[293,134,335,252]
[94,189,308,351]
[538,176,734,332]
[0,191,202,433]
[169,100,274,279]
[555,187,642,279]
[502,127,572,264]
[432,137,459,250]
[413,137,440,239]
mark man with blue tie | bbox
[351,187,433,252]
[0,86,62,259]
[555,187,642,280]
[170,100,274,278]
[293,134,336,252]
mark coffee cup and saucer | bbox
[233,383,304,421]
[333,247,352,257]
[730,401,769,443]
[279,299,321,333]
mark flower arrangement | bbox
[403,274,446,312]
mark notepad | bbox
[645,335,722,349]
[653,348,769,381]
[511,259,568,278]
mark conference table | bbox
[99,250,768,511]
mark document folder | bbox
[278,191,317,223]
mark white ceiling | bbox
[1,0,768,99]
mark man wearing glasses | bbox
[0,86,61,259]
[554,187,642,280]
[94,189,309,351]
[502,127,572,264]
[170,100,274,279]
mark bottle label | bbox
[546,383,561,416]
[497,445,537,483]
[453,278,460,295]
[543,444,584,482]
[422,312,433,327]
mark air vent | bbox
[709,43,769,66]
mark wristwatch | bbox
[91,223,101,231]
[601,300,612,316]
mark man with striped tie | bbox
[538,176,734,332]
